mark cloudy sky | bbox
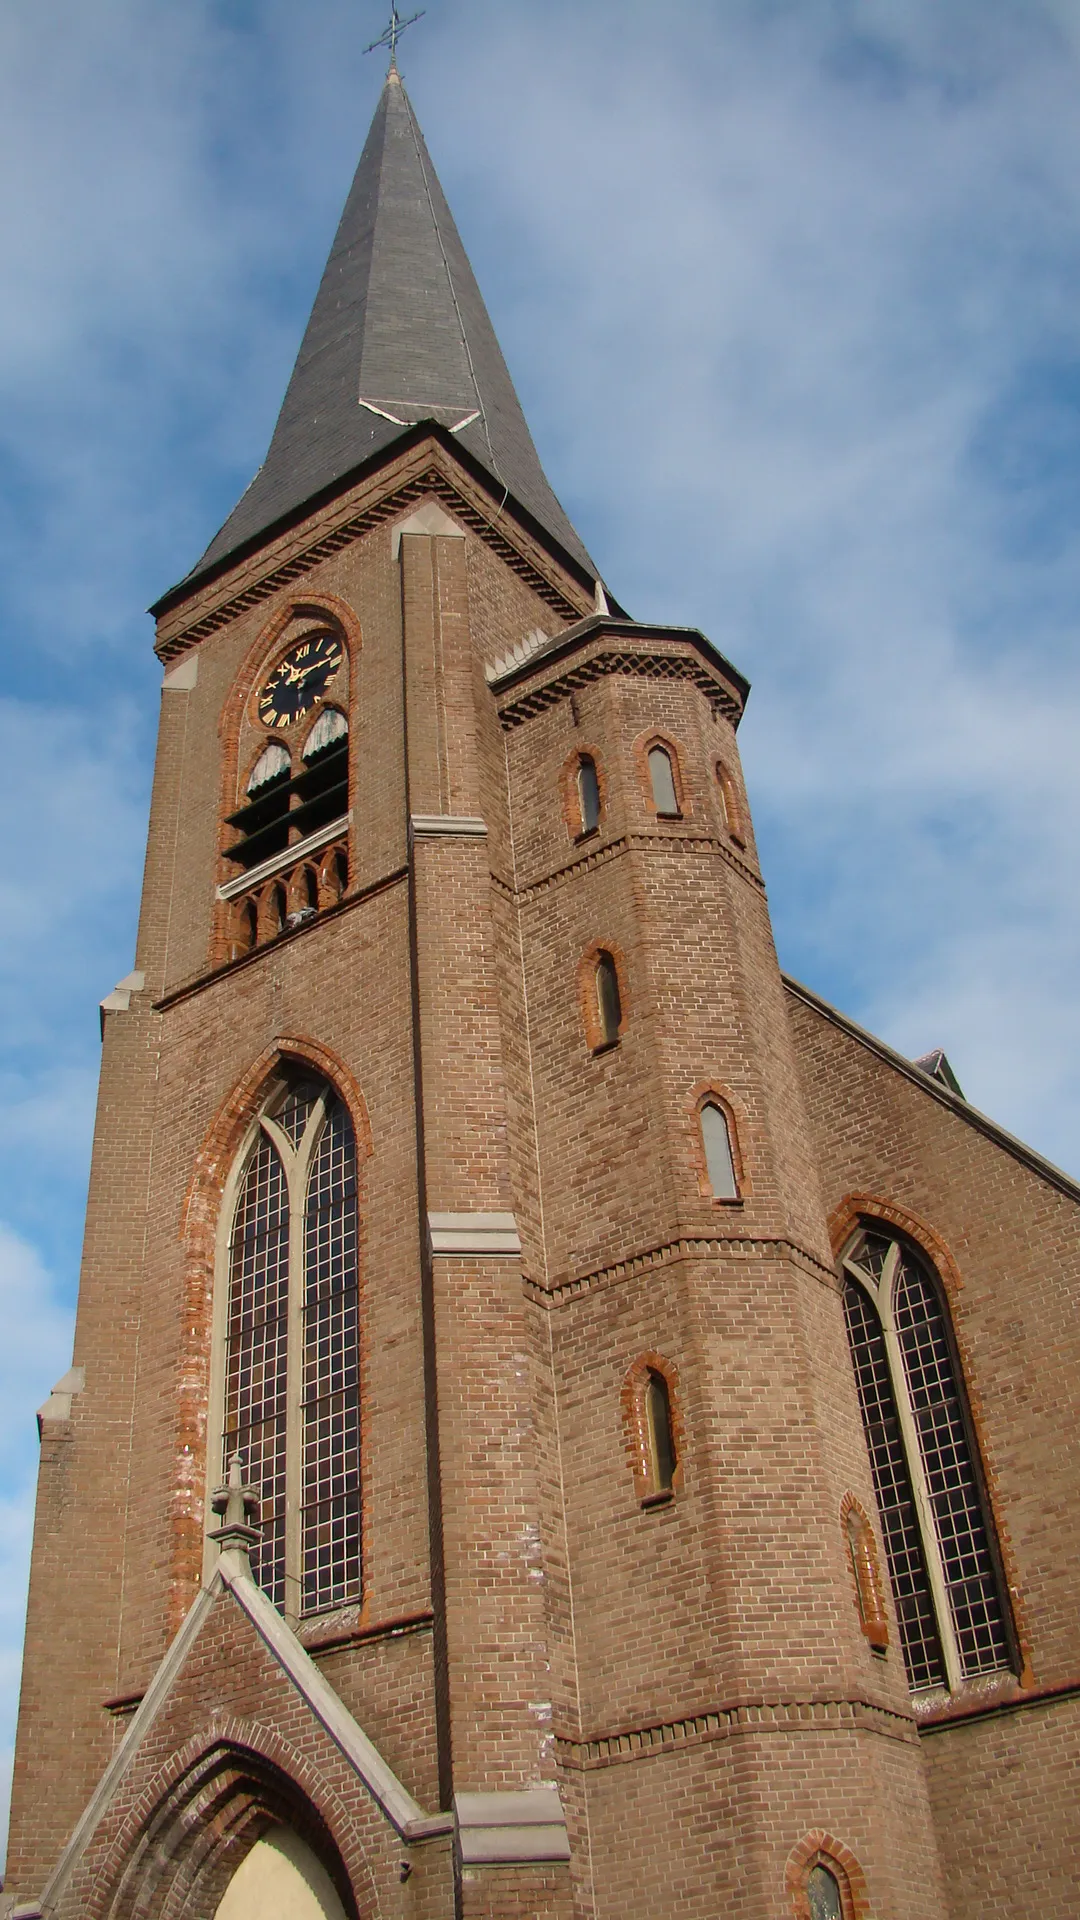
[3,0,1080,1860]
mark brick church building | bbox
[5,53,1079,1920]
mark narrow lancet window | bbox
[645,1369,677,1496]
[577,755,601,833]
[648,744,680,817]
[595,951,622,1047]
[302,1097,360,1612]
[700,1101,738,1199]
[224,1134,290,1608]
[807,1865,843,1920]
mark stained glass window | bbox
[807,1864,843,1920]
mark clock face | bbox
[258,633,344,729]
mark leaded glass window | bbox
[842,1228,1013,1694]
[807,1864,843,1920]
[221,1075,360,1618]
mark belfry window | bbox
[221,1075,360,1618]
[842,1228,1014,1693]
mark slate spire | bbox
[191,69,596,585]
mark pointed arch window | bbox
[221,1075,360,1617]
[807,1866,843,1920]
[577,754,601,834]
[699,1100,739,1199]
[645,1369,677,1498]
[647,744,680,818]
[595,950,622,1048]
[841,1228,1014,1693]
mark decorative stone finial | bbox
[208,1450,261,1557]
[594,579,611,616]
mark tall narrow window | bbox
[842,1228,1013,1694]
[807,1865,843,1920]
[577,755,601,834]
[221,1075,360,1618]
[647,744,680,817]
[645,1369,677,1497]
[595,951,622,1047]
[700,1100,738,1199]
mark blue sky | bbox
[3,0,1080,1861]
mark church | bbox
[4,39,1078,1920]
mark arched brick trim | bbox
[632,728,690,821]
[169,1040,372,1630]
[86,1725,374,1920]
[577,939,629,1053]
[835,1201,1034,1690]
[785,1831,868,1920]
[713,758,746,846]
[839,1492,889,1651]
[212,593,361,966]
[687,1082,748,1203]
[828,1193,964,1299]
[558,744,608,841]
[621,1352,685,1505]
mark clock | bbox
[258,632,344,729]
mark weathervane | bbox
[364,2,425,67]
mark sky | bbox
[3,0,1080,1864]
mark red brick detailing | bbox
[713,758,745,846]
[785,1831,868,1920]
[576,938,629,1054]
[828,1193,964,1298]
[839,1493,889,1651]
[620,1353,685,1505]
[686,1082,749,1202]
[557,744,608,842]
[632,728,689,819]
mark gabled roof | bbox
[175,68,597,599]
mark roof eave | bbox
[149,420,608,623]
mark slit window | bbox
[842,1229,1014,1694]
[648,745,680,817]
[595,952,622,1047]
[645,1369,677,1496]
[577,755,601,834]
[700,1101,738,1199]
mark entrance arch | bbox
[215,1827,349,1919]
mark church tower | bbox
[12,45,1079,1920]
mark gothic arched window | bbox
[221,1074,360,1618]
[647,743,680,818]
[699,1099,739,1199]
[645,1368,677,1497]
[841,1227,1014,1694]
[595,950,622,1048]
[577,754,602,834]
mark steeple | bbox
[187,69,596,589]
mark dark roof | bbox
[176,69,597,598]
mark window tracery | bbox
[841,1226,1014,1693]
[220,1073,360,1618]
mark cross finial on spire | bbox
[364,2,426,70]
